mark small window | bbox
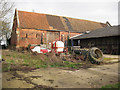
[36,34,40,38]
[61,34,64,41]
[41,33,43,44]
[36,34,38,38]
[26,34,28,38]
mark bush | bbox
[27,44,31,51]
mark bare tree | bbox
[0,0,14,39]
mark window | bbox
[36,34,38,38]
[36,34,40,38]
[61,34,64,41]
[26,34,28,38]
[41,33,43,44]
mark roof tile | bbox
[17,10,107,32]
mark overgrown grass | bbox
[2,63,11,72]
[100,82,120,89]
[2,50,48,71]
[2,50,82,72]
[63,61,82,69]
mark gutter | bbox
[70,33,84,39]
[21,28,83,33]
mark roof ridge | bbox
[17,10,106,24]
[67,17,106,24]
[16,9,107,31]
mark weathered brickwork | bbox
[11,9,107,48]
[13,28,81,48]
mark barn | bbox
[70,26,120,55]
[11,9,108,48]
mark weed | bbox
[100,82,120,89]
[2,63,11,72]
[35,65,41,69]
[2,50,84,72]
[40,65,48,68]
[24,59,28,63]
[9,60,15,64]
[22,63,29,66]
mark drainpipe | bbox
[71,39,74,51]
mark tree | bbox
[0,0,14,39]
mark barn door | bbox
[47,31,60,44]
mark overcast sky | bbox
[10,0,119,26]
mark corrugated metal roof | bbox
[71,26,120,39]
[17,10,107,32]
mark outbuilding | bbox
[70,26,120,55]
[11,9,108,49]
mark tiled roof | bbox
[46,15,65,30]
[71,26,119,39]
[68,17,107,32]
[18,11,49,30]
[17,10,108,32]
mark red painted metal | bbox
[51,41,64,53]
[40,49,48,53]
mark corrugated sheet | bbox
[18,11,50,29]
[46,15,65,30]
[17,10,107,32]
[72,26,119,39]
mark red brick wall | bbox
[10,10,81,48]
[11,28,81,48]
[17,29,47,47]
[60,32,81,42]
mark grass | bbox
[2,63,11,72]
[100,82,120,89]
[2,50,82,72]
[2,50,47,71]
[63,61,82,69]
[3,50,117,72]
[104,58,117,60]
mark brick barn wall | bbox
[60,32,81,42]
[46,31,60,46]
[11,28,17,46]
[18,29,47,47]
[11,28,81,48]
[60,32,68,42]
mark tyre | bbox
[88,47,103,64]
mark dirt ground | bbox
[2,62,119,88]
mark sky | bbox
[10,0,119,26]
